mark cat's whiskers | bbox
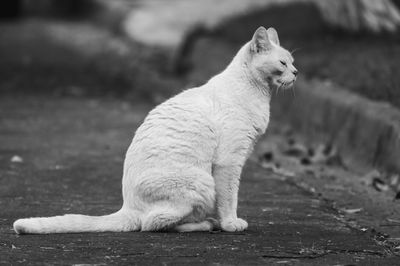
[279,82,286,95]
[290,47,302,55]
[276,81,284,95]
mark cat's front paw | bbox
[221,218,248,232]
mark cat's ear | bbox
[250,26,273,53]
[266,27,280,46]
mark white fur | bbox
[13,27,297,234]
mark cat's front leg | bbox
[213,164,248,232]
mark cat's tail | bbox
[13,209,140,234]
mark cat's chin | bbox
[285,80,296,89]
[268,76,296,89]
[280,79,296,90]
[266,78,283,91]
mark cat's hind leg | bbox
[175,221,213,232]
[137,167,216,232]
[175,218,219,232]
[141,203,192,231]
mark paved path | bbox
[1,96,398,265]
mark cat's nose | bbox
[292,69,298,76]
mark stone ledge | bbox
[273,78,400,172]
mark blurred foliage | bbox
[203,3,400,108]
[1,0,399,107]
[0,21,178,103]
[310,0,400,33]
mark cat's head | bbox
[247,26,297,90]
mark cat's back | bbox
[141,86,215,134]
[125,86,217,168]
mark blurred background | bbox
[0,0,400,106]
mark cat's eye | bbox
[280,60,287,66]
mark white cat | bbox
[13,26,297,234]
